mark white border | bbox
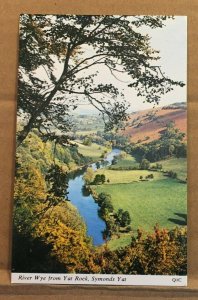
[11,273,187,286]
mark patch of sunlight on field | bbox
[76,142,109,159]
[110,153,139,169]
[156,158,187,181]
[94,169,164,184]
[107,235,132,250]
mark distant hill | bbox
[122,102,187,143]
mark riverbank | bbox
[80,147,186,250]
[67,148,121,246]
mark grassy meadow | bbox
[109,153,139,169]
[94,169,164,184]
[75,142,109,160]
[94,178,186,230]
[92,155,187,250]
[155,158,187,181]
[94,178,186,248]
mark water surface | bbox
[67,148,120,246]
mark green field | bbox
[94,175,187,249]
[110,153,139,169]
[156,158,187,181]
[76,142,109,160]
[107,235,132,250]
[94,169,164,184]
[94,178,186,232]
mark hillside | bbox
[123,102,187,143]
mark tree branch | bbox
[106,64,130,83]
[70,58,106,76]
[68,53,108,75]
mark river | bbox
[67,148,121,246]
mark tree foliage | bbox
[129,123,186,163]
[97,226,187,275]
[116,208,131,227]
[93,174,106,185]
[34,208,99,273]
[83,136,92,146]
[139,158,150,170]
[13,139,187,275]
[13,129,98,272]
[83,167,95,184]
[17,15,184,147]
[97,192,114,213]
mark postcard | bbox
[12,14,187,286]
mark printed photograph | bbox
[12,15,187,283]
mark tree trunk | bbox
[16,84,61,148]
[16,44,72,148]
[16,116,35,148]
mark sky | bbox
[74,16,187,114]
[36,16,187,115]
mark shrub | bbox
[126,225,132,232]
[167,170,177,179]
[146,174,154,179]
[99,226,187,275]
[139,158,150,170]
[93,174,106,185]
[116,209,131,227]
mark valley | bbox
[67,104,187,250]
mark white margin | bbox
[11,273,187,286]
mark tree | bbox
[169,144,175,156]
[98,226,187,275]
[93,174,106,185]
[97,192,114,220]
[116,209,131,227]
[100,174,106,184]
[17,15,184,147]
[83,167,94,184]
[83,136,92,146]
[45,164,68,199]
[176,143,187,158]
[160,122,185,142]
[121,211,131,227]
[139,158,150,170]
[35,208,98,273]
[95,161,100,169]
[100,199,114,214]
[156,163,162,170]
[14,162,47,235]
[116,208,124,224]
[112,156,119,165]
[119,151,127,159]
[167,170,177,179]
